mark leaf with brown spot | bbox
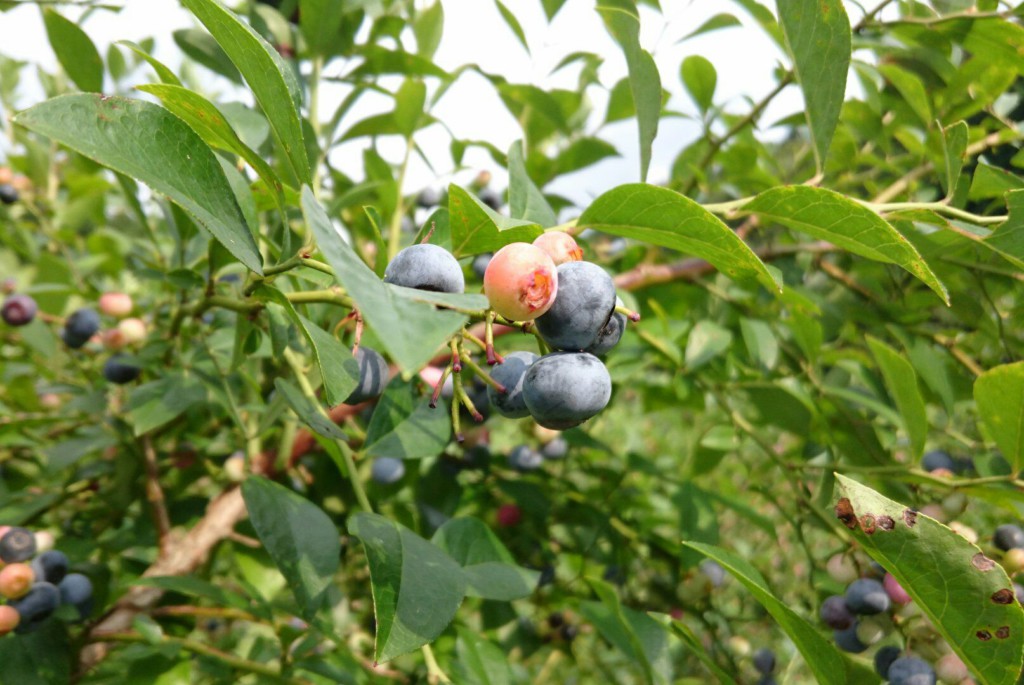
[835,474,1024,685]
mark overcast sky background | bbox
[0,1,886,207]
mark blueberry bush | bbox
[1,0,1024,683]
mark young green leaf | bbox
[173,28,242,83]
[878,64,932,127]
[681,541,850,685]
[680,55,716,113]
[348,512,467,662]
[578,184,781,291]
[448,184,543,256]
[508,140,556,228]
[974,362,1024,474]
[241,477,340,620]
[42,9,103,93]
[116,40,183,86]
[866,336,928,460]
[182,0,311,185]
[941,120,969,197]
[985,190,1024,264]
[494,0,529,54]
[835,475,1024,685]
[742,186,948,303]
[363,377,451,460]
[299,0,346,57]
[413,1,444,58]
[677,13,741,42]
[13,94,263,274]
[776,0,851,170]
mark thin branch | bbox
[141,435,172,557]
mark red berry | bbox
[1,294,38,327]
[0,605,19,636]
[533,232,583,265]
[483,243,558,322]
[496,504,522,527]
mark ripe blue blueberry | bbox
[31,550,69,585]
[523,352,612,429]
[994,524,1024,551]
[478,188,502,211]
[535,262,616,351]
[0,527,37,563]
[472,253,492,280]
[384,244,465,294]
[62,308,101,348]
[416,187,441,208]
[507,445,543,471]
[344,346,389,404]
[819,595,854,630]
[586,301,626,356]
[9,582,60,632]
[58,573,94,620]
[833,624,868,653]
[541,436,568,460]
[0,184,17,205]
[844,578,890,615]
[752,648,775,675]
[103,354,142,384]
[699,559,726,587]
[371,457,405,484]
[873,645,902,679]
[921,450,955,473]
[887,656,936,685]
[1,294,37,327]
[487,351,539,419]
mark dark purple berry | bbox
[1,294,37,326]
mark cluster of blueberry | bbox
[1,290,147,385]
[0,526,93,636]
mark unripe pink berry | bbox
[117,317,147,345]
[496,504,522,527]
[883,572,912,605]
[948,521,978,544]
[483,243,558,322]
[0,563,35,599]
[935,653,969,684]
[826,553,858,584]
[533,232,583,265]
[0,605,19,636]
[919,503,946,522]
[99,292,133,318]
[38,393,62,410]
[224,452,246,483]
[100,328,127,350]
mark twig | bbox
[141,435,172,557]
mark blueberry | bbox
[523,352,612,429]
[9,582,60,632]
[103,354,142,384]
[541,437,568,460]
[699,559,726,587]
[535,262,616,351]
[1,294,37,327]
[921,450,955,473]
[586,300,626,356]
[874,645,901,679]
[537,564,555,586]
[472,253,492,280]
[953,456,974,474]
[478,188,502,211]
[0,527,37,563]
[833,624,867,653]
[755,678,777,685]
[1015,583,1024,603]
[383,244,464,294]
[752,648,775,675]
[547,612,565,628]
[31,551,69,585]
[62,308,101,348]
[58,573,94,620]
[844,578,890,615]
[463,377,491,423]
[416,188,441,208]
[487,351,539,419]
[344,346,389,404]
[994,524,1024,551]
[508,445,543,471]
[0,184,18,205]
[819,595,854,630]
[559,624,578,641]
[371,457,405,484]
[887,656,936,685]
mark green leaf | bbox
[13,94,263,274]
[274,378,347,441]
[878,64,932,127]
[173,28,242,83]
[739,318,778,371]
[348,512,467,662]
[971,165,1024,201]
[742,186,947,303]
[126,374,207,436]
[597,0,662,182]
[507,140,556,228]
[432,518,538,601]
[682,541,849,685]
[685,320,732,370]
[42,9,103,93]
[182,0,311,185]
[578,184,781,291]
[494,0,529,54]
[448,184,543,257]
[393,78,426,137]
[299,0,345,57]
[241,477,340,620]
[835,475,1024,685]
[667,619,739,684]
[302,186,468,372]
[455,627,512,685]
[941,120,969,197]
[137,84,285,206]
[776,0,850,170]
[678,13,741,42]
[986,191,1024,266]
[363,378,451,460]
[680,55,716,113]
[866,336,928,461]
[975,362,1024,474]
[116,40,182,86]
[350,46,451,80]
[413,1,444,58]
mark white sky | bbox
[0,1,876,205]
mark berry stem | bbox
[484,310,503,365]
[450,374,463,443]
[429,364,453,409]
[615,304,641,322]
[449,338,462,372]
[458,343,506,394]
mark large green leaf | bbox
[241,477,340,620]
[974,362,1024,474]
[13,94,263,273]
[137,84,285,205]
[597,0,661,182]
[363,377,451,460]
[432,518,538,601]
[448,184,543,257]
[835,475,1024,685]
[301,186,467,372]
[42,9,103,93]
[578,184,780,291]
[866,336,927,460]
[776,0,850,170]
[348,512,467,662]
[182,0,310,185]
[681,541,849,685]
[507,140,556,228]
[743,186,948,303]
